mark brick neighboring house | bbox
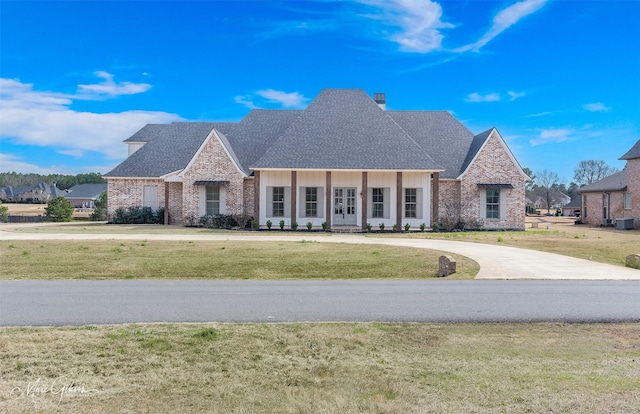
[105,89,529,230]
[0,183,64,203]
[65,183,108,208]
[578,139,640,228]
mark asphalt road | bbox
[2,280,639,326]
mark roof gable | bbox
[458,128,529,180]
[620,139,640,160]
[251,89,443,171]
[105,123,223,178]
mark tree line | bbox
[0,172,105,191]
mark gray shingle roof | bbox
[66,183,108,199]
[578,170,627,193]
[386,111,475,178]
[106,122,225,177]
[106,88,502,178]
[251,89,443,170]
[620,139,640,160]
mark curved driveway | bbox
[1,227,639,279]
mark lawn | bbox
[0,240,479,280]
[1,323,638,413]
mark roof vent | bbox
[373,93,386,110]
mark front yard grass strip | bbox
[0,240,478,280]
[1,323,638,413]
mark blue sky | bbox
[1,0,638,184]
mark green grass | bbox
[1,323,638,413]
[0,240,478,280]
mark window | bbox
[486,189,500,219]
[272,187,285,217]
[624,193,632,210]
[206,186,220,216]
[405,188,417,218]
[305,187,318,217]
[372,188,384,218]
[143,186,159,210]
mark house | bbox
[105,89,529,230]
[64,183,108,208]
[0,183,64,203]
[561,198,581,217]
[578,139,640,228]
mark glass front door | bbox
[333,188,357,225]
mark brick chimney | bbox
[373,93,386,110]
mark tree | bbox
[90,191,108,221]
[523,167,536,192]
[573,160,619,187]
[0,200,8,223]
[45,196,74,222]
[535,170,561,214]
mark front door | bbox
[333,187,357,225]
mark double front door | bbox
[333,187,357,225]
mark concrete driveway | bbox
[1,224,639,280]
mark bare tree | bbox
[536,170,561,214]
[573,160,619,186]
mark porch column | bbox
[291,171,297,227]
[432,172,440,225]
[396,172,403,230]
[361,171,368,231]
[254,171,260,225]
[325,171,332,231]
[164,181,170,225]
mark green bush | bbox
[419,223,426,232]
[44,196,74,222]
[90,191,107,221]
[404,223,411,231]
[0,201,8,223]
[112,206,164,224]
[266,220,272,230]
[199,214,239,229]
[291,221,298,231]
[279,220,285,230]
[306,221,313,231]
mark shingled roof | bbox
[620,139,640,160]
[578,170,627,193]
[107,88,493,178]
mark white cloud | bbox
[255,89,309,108]
[235,89,309,109]
[508,90,526,101]
[529,128,574,146]
[356,0,454,53]
[77,71,152,97]
[582,102,611,112]
[456,0,547,53]
[0,77,182,161]
[465,92,501,102]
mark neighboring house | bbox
[533,191,570,211]
[562,198,581,217]
[0,183,64,203]
[65,183,108,208]
[105,89,529,230]
[578,139,640,228]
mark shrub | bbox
[90,191,107,221]
[321,221,328,231]
[419,223,426,232]
[379,223,385,231]
[404,223,411,231]
[112,206,164,224]
[279,220,285,230]
[392,224,399,232]
[291,221,299,231]
[199,214,239,229]
[366,223,372,232]
[44,196,74,222]
[266,220,272,230]
[0,201,8,223]
[306,221,313,231]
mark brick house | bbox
[105,89,529,230]
[578,139,640,228]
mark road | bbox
[2,280,639,326]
